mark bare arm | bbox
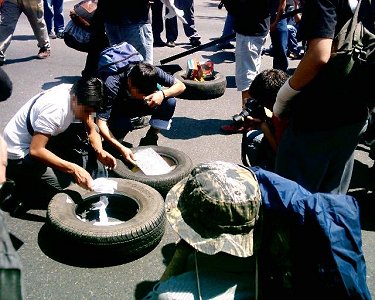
[84,116,117,169]
[96,118,137,165]
[289,37,332,90]
[29,133,94,190]
[143,79,186,108]
[273,37,333,117]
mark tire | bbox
[47,178,166,258]
[174,70,227,100]
[111,146,193,197]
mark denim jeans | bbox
[105,22,153,64]
[107,96,176,141]
[43,0,64,34]
[0,0,50,62]
[165,0,200,42]
[270,17,288,71]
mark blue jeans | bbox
[165,0,200,42]
[105,22,153,64]
[275,120,367,194]
[43,0,64,33]
[287,24,299,54]
[270,17,288,71]
[108,96,176,141]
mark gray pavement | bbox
[0,0,374,298]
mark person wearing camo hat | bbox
[143,160,262,300]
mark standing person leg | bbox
[218,13,235,49]
[22,0,51,59]
[104,23,153,64]
[221,33,266,134]
[165,11,178,47]
[52,0,64,38]
[176,0,201,46]
[42,0,54,37]
[275,121,366,194]
[151,0,165,46]
[270,18,288,72]
[0,1,22,65]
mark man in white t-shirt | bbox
[2,77,117,215]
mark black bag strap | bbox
[26,92,45,136]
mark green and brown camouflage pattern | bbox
[165,161,262,257]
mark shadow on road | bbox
[134,243,176,300]
[5,56,36,65]
[37,224,161,268]
[162,116,229,139]
[42,75,81,90]
[12,34,35,41]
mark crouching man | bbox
[2,77,117,214]
[96,62,186,165]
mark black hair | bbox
[249,69,289,109]
[71,77,104,110]
[128,62,158,95]
[0,67,12,102]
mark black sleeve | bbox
[97,73,122,120]
[155,67,176,88]
[299,0,338,40]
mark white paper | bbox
[134,148,173,176]
[91,177,118,194]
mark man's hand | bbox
[120,146,137,166]
[0,136,7,183]
[72,164,94,190]
[143,90,164,108]
[96,149,117,170]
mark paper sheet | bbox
[134,148,173,176]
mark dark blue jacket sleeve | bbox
[250,166,371,299]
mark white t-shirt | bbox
[3,84,75,160]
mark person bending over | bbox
[96,62,185,165]
[3,77,116,214]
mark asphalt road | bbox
[1,0,374,299]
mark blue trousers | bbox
[43,0,64,34]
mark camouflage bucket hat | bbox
[165,161,262,257]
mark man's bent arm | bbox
[29,133,93,190]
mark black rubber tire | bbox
[47,178,166,257]
[111,146,193,197]
[174,70,227,100]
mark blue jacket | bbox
[251,167,371,299]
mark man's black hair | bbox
[71,77,104,110]
[128,62,158,95]
[0,67,12,102]
[249,69,289,106]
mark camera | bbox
[232,99,266,124]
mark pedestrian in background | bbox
[0,0,51,64]
[43,0,65,39]
[165,0,201,47]
[273,0,368,194]
[97,0,153,64]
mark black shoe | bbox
[131,116,150,130]
[166,41,176,48]
[153,39,166,47]
[56,31,64,39]
[190,38,201,47]
[139,133,158,146]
